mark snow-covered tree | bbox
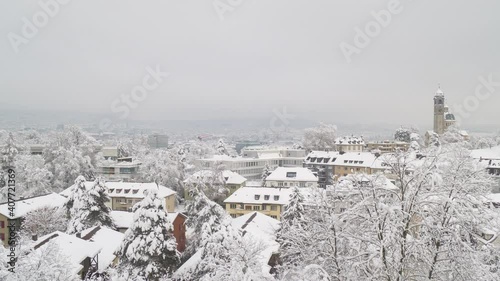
[21,206,68,239]
[2,240,79,281]
[14,154,53,197]
[137,149,184,194]
[394,125,419,143]
[116,188,180,280]
[216,139,228,155]
[303,123,337,151]
[277,187,307,271]
[261,163,272,185]
[1,132,19,168]
[43,126,100,190]
[66,177,115,234]
[442,125,466,144]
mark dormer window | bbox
[274,195,279,201]
[255,195,260,200]
[116,189,122,194]
[109,189,115,193]
[286,172,297,178]
[132,189,139,194]
[264,195,270,200]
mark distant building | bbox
[235,141,266,154]
[224,187,294,220]
[61,182,177,212]
[425,85,468,145]
[303,151,339,187]
[265,167,318,188]
[29,144,45,155]
[0,193,67,246]
[365,141,409,154]
[304,151,390,186]
[148,134,169,149]
[197,146,305,180]
[97,157,141,182]
[334,136,365,153]
[101,146,119,160]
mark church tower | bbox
[433,85,445,134]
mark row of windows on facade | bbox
[229,204,279,211]
[271,182,312,187]
[230,213,278,219]
[101,167,137,174]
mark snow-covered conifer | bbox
[116,188,180,280]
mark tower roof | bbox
[435,84,444,96]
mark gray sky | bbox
[1,0,500,130]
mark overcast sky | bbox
[1,0,500,130]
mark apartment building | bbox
[303,151,340,187]
[334,136,365,153]
[197,147,305,180]
[265,167,318,188]
[365,141,410,154]
[98,157,142,182]
[224,187,293,220]
[331,152,388,180]
[0,193,67,246]
[61,182,177,212]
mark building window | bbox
[230,214,237,218]
[253,206,260,211]
[245,206,252,210]
[271,215,277,219]
[271,205,278,211]
[254,195,260,200]
[0,221,4,228]
[230,204,237,209]
[264,195,270,200]
[119,168,134,174]
[0,233,4,241]
[274,195,279,201]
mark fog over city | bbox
[1,1,500,130]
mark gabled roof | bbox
[111,210,184,230]
[184,170,247,185]
[61,182,176,199]
[0,193,66,219]
[80,226,124,272]
[224,187,293,205]
[266,167,318,182]
[35,231,102,274]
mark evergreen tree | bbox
[116,188,180,281]
[261,163,271,186]
[276,187,306,271]
[66,177,115,234]
[2,132,18,169]
[216,139,228,155]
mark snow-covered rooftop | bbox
[61,182,176,199]
[224,187,293,205]
[331,152,383,169]
[0,193,66,219]
[335,136,365,145]
[184,170,247,185]
[111,210,182,230]
[471,145,500,160]
[266,167,318,182]
[80,226,124,272]
[35,231,102,275]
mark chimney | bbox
[76,232,81,238]
[32,234,38,241]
